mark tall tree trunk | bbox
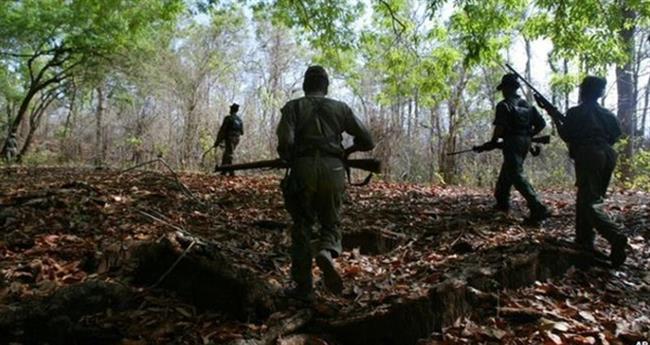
[524,38,533,103]
[95,87,105,168]
[615,7,637,179]
[563,58,569,112]
[642,72,650,142]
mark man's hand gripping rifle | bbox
[504,64,565,127]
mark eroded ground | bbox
[0,167,648,344]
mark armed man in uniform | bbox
[276,65,375,300]
[4,133,18,163]
[535,76,627,266]
[476,73,550,224]
[214,103,244,176]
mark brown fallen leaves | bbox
[1,167,649,344]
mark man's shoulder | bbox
[495,99,511,113]
[285,96,351,111]
[594,104,616,118]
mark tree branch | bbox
[378,0,407,37]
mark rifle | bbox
[504,64,565,125]
[447,135,551,156]
[200,146,215,164]
[214,157,382,178]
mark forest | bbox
[1,0,649,344]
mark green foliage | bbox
[126,136,143,148]
[253,0,363,51]
[0,0,184,93]
[22,147,58,166]
[623,149,650,191]
[615,138,650,191]
[428,0,649,71]
[549,72,580,96]
[446,0,526,66]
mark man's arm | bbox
[604,111,622,145]
[490,102,509,142]
[276,105,296,161]
[343,106,375,157]
[214,117,230,147]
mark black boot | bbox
[283,285,314,303]
[524,206,551,225]
[315,249,343,295]
[609,235,628,267]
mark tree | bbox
[0,0,183,159]
[429,0,650,179]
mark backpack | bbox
[229,115,243,134]
[505,99,532,135]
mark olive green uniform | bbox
[277,93,374,291]
[493,95,548,215]
[559,101,625,249]
[5,135,17,162]
[215,114,244,175]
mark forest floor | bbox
[0,166,649,345]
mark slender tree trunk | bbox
[616,7,637,179]
[563,58,569,112]
[642,72,650,142]
[524,38,533,103]
[95,87,105,168]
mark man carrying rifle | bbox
[534,76,627,266]
[477,73,550,224]
[276,65,375,300]
[214,103,244,176]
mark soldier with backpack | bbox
[476,73,550,224]
[214,103,244,176]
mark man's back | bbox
[563,102,621,147]
[277,95,373,161]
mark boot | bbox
[315,249,343,295]
[524,206,551,225]
[283,285,314,303]
[609,235,628,267]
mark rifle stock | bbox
[214,158,382,174]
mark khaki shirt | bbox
[276,93,374,161]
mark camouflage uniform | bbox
[492,75,549,219]
[556,77,627,264]
[5,134,18,163]
[215,104,244,176]
[277,66,374,296]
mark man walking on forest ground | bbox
[4,133,18,164]
[214,103,244,176]
[535,76,628,267]
[276,65,375,301]
[476,73,550,224]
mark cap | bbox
[580,76,606,97]
[496,73,521,91]
[304,65,329,79]
[230,103,239,112]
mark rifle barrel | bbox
[214,158,382,174]
[504,64,545,97]
[446,149,474,156]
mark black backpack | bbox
[505,100,532,135]
[229,115,243,134]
